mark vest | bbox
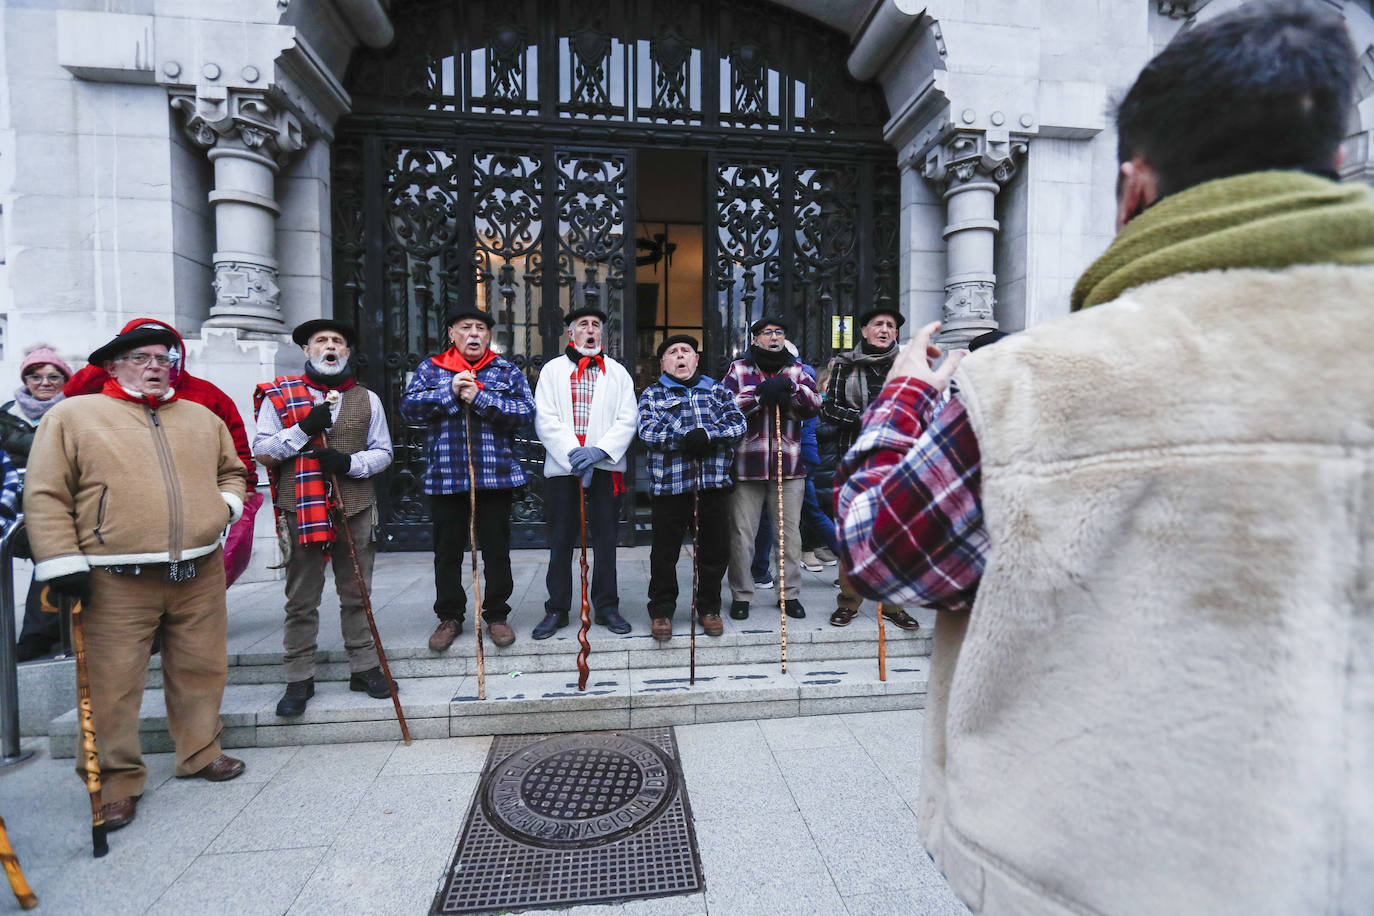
[275,385,378,518]
[928,263,1374,915]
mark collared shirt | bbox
[637,377,747,496]
[721,357,821,481]
[834,376,986,612]
[253,384,393,479]
[570,358,602,444]
[399,355,535,493]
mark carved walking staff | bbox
[319,430,411,745]
[0,814,36,909]
[464,407,487,700]
[53,588,108,857]
[774,404,787,674]
[575,484,592,691]
[690,460,701,686]
[876,602,888,681]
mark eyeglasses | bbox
[24,374,64,384]
[117,353,177,368]
[756,329,785,337]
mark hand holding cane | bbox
[0,814,36,909]
[463,406,487,700]
[774,404,787,674]
[49,586,108,857]
[317,424,411,745]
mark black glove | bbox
[296,403,334,437]
[303,447,352,476]
[682,427,711,458]
[47,570,91,603]
[755,375,795,406]
[9,527,29,560]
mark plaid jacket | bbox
[822,354,893,457]
[834,376,986,613]
[399,355,535,494]
[0,450,18,537]
[637,377,747,496]
[722,357,821,481]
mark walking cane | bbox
[575,481,592,691]
[774,404,787,674]
[53,588,108,857]
[318,434,411,745]
[0,814,36,909]
[464,407,486,701]
[876,601,888,681]
[690,459,701,686]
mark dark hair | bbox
[1115,0,1357,196]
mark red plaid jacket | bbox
[721,357,821,481]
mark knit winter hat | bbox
[19,345,73,382]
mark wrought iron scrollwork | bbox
[715,162,782,363]
[793,164,859,364]
[556,151,628,355]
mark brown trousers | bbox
[282,508,378,682]
[81,550,228,802]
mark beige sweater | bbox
[928,263,1374,914]
[25,394,247,580]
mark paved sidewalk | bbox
[0,710,967,916]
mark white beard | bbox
[309,355,348,376]
[573,342,601,356]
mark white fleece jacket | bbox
[928,263,1374,915]
[534,354,638,478]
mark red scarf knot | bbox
[431,347,497,388]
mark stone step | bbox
[49,655,929,757]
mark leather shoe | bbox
[881,607,921,631]
[784,599,806,619]
[101,796,138,831]
[350,666,397,699]
[532,612,568,640]
[487,620,516,647]
[275,678,314,717]
[595,608,632,635]
[183,754,245,782]
[729,600,750,620]
[829,608,858,628]
[650,618,672,641]
[428,619,461,652]
[699,614,724,637]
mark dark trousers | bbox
[432,488,515,624]
[648,487,730,619]
[544,471,621,617]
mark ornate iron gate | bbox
[334,0,897,549]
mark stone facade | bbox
[2,0,1373,571]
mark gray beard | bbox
[308,355,348,376]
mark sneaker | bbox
[800,551,823,572]
[428,619,461,652]
[813,547,838,566]
[729,599,750,620]
[754,576,775,589]
[784,599,806,619]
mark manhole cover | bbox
[433,727,703,914]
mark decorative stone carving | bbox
[213,261,282,313]
[169,88,304,166]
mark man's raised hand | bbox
[889,321,967,392]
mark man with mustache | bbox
[532,306,638,639]
[821,305,919,631]
[401,306,535,651]
[722,316,820,621]
[637,335,746,641]
[253,319,394,718]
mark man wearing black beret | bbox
[637,335,747,640]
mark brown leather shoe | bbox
[699,614,724,637]
[487,620,515,648]
[101,796,137,831]
[181,754,245,782]
[428,619,461,652]
[829,607,858,627]
[651,618,673,642]
[881,607,921,631]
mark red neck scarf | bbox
[101,378,178,409]
[569,348,605,384]
[431,347,498,388]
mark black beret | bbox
[564,306,609,326]
[444,306,495,329]
[88,326,180,366]
[968,330,1009,351]
[292,319,358,348]
[749,315,788,336]
[656,334,700,359]
[858,306,905,328]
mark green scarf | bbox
[1072,170,1374,311]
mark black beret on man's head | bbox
[749,315,788,336]
[88,326,179,366]
[292,319,358,348]
[564,306,609,326]
[444,306,496,329]
[656,334,700,359]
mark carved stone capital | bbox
[205,260,285,334]
[170,88,305,167]
[921,130,1029,192]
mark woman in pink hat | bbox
[1,344,73,468]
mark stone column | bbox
[922,130,1026,351]
[170,87,304,335]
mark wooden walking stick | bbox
[318,433,411,745]
[575,482,592,691]
[876,601,888,681]
[464,407,486,700]
[774,404,787,674]
[56,589,108,857]
[689,459,701,686]
[0,814,37,909]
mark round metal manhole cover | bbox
[482,733,678,848]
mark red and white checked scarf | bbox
[568,350,624,495]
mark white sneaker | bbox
[754,576,775,589]
[800,551,823,572]
[813,547,838,566]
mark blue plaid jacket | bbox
[0,450,18,537]
[637,375,747,496]
[399,355,536,494]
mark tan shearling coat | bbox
[25,393,248,581]
[926,264,1374,915]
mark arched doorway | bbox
[332,0,899,549]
